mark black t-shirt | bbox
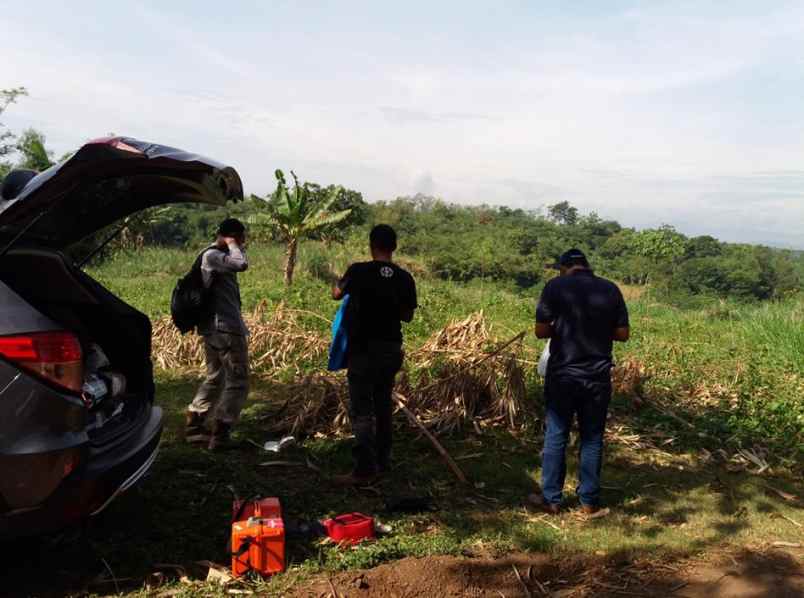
[338,261,417,348]
[536,270,629,380]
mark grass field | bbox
[3,242,801,597]
[90,243,804,457]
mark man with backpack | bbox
[331,224,417,485]
[531,249,630,515]
[185,218,249,451]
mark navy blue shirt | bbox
[536,270,629,380]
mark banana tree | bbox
[251,170,352,286]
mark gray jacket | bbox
[197,242,249,336]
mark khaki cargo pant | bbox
[188,332,249,424]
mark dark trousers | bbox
[541,375,611,507]
[347,345,403,476]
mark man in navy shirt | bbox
[533,249,630,514]
[332,224,418,484]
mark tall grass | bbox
[738,300,804,376]
[89,242,803,458]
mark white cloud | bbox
[2,2,804,247]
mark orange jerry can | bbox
[231,497,285,577]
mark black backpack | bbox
[171,248,214,334]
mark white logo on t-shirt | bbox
[380,266,394,278]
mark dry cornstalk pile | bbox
[153,307,530,437]
[264,372,350,438]
[400,312,528,433]
[612,358,649,398]
[266,312,530,437]
[151,301,329,378]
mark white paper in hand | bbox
[537,340,550,377]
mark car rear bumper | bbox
[0,405,163,539]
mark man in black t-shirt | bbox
[532,249,630,515]
[332,224,417,485]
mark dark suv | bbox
[0,137,242,538]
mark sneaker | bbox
[207,421,235,451]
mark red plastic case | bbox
[231,498,285,577]
[322,512,375,545]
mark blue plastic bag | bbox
[327,294,350,371]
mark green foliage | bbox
[249,170,353,285]
[361,197,800,299]
[303,183,368,243]
[673,245,801,301]
[90,244,804,460]
[304,246,336,282]
[0,86,29,177]
[252,170,352,238]
[631,225,687,262]
[685,235,722,258]
[0,124,792,302]
[547,200,579,225]
[14,128,54,171]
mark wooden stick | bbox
[326,576,340,598]
[779,514,802,528]
[772,541,802,548]
[512,564,533,597]
[394,392,468,484]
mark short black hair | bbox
[369,224,397,252]
[217,218,246,237]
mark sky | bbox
[2,1,803,248]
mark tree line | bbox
[2,88,800,301]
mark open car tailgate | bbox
[0,137,243,250]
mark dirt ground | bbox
[291,546,804,598]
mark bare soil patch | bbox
[291,547,803,598]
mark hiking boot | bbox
[526,493,561,515]
[333,470,378,487]
[185,410,209,444]
[207,421,235,451]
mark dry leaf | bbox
[206,567,233,585]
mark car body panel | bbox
[0,360,87,456]
[0,137,243,250]
[0,280,61,335]
[0,137,240,538]
[0,406,162,537]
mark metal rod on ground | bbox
[393,392,468,484]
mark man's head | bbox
[553,248,590,275]
[369,224,397,259]
[217,218,247,246]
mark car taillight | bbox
[0,331,83,393]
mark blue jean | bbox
[541,375,611,507]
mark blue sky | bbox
[2,0,803,247]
